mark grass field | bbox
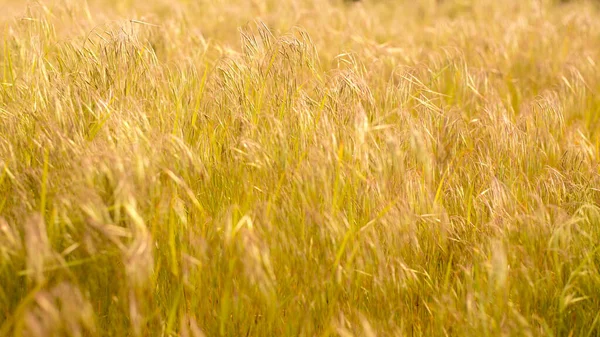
[1,0,600,336]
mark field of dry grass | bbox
[2,0,600,336]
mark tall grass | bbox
[1,0,600,335]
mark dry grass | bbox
[1,0,600,336]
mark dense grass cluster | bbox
[2,0,600,335]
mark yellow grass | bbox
[1,0,600,335]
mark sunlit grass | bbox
[1,0,600,336]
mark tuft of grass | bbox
[1,0,600,336]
